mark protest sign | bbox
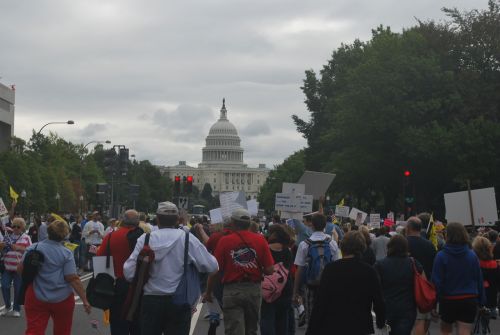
[220,191,247,218]
[275,194,313,213]
[0,198,8,216]
[209,208,224,224]
[444,187,498,226]
[335,205,350,218]
[247,199,259,216]
[282,183,306,195]
[349,208,367,225]
[297,171,336,200]
[369,214,381,229]
[387,212,394,221]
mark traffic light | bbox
[119,148,129,175]
[129,184,140,201]
[403,169,414,217]
[186,175,193,193]
[96,183,108,203]
[174,176,180,195]
[103,149,117,174]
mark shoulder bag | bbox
[86,232,115,310]
[172,231,201,309]
[411,257,436,313]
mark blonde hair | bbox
[472,236,493,261]
[12,217,26,230]
[48,220,70,241]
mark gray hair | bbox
[122,209,140,226]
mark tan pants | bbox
[222,282,261,335]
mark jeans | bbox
[140,295,191,335]
[388,317,416,335]
[223,282,261,335]
[1,270,22,311]
[260,300,289,335]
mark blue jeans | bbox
[1,270,22,312]
[141,295,191,335]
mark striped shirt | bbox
[3,233,32,271]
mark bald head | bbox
[406,216,422,236]
[123,209,140,226]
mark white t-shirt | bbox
[294,231,339,267]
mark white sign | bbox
[335,205,350,218]
[209,208,224,224]
[349,208,368,225]
[282,183,306,195]
[247,199,259,216]
[444,187,498,226]
[92,256,116,279]
[387,212,394,221]
[275,193,313,213]
[220,191,247,219]
[0,198,7,216]
[369,214,381,229]
[178,197,188,209]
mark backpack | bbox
[86,232,115,310]
[18,244,44,305]
[124,233,155,321]
[126,226,145,251]
[262,262,289,303]
[304,237,333,287]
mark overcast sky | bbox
[0,0,483,168]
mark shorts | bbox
[439,298,477,324]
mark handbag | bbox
[172,231,201,308]
[411,257,436,313]
[86,232,115,310]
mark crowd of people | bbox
[0,197,499,335]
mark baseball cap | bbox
[231,208,251,223]
[156,201,179,216]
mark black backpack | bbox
[18,244,45,305]
[86,232,115,310]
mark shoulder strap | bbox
[106,231,113,269]
[145,233,151,246]
[183,231,189,274]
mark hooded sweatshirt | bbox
[431,244,485,305]
[123,227,218,295]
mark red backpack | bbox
[261,262,289,303]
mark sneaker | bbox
[10,310,21,318]
[0,307,12,316]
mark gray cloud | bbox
[1,0,483,168]
[79,123,108,138]
[241,120,271,137]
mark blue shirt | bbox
[24,239,76,303]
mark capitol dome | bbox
[201,99,244,166]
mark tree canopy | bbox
[286,1,500,217]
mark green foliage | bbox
[292,1,500,216]
[0,133,172,216]
[258,150,306,214]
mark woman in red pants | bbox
[20,220,91,335]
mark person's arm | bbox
[293,266,304,304]
[194,224,210,246]
[189,237,219,274]
[202,271,220,303]
[96,234,109,256]
[65,274,91,313]
[8,200,17,220]
[123,235,145,281]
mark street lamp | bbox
[37,120,75,135]
[21,190,26,218]
[83,140,111,152]
[55,192,61,211]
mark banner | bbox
[335,205,350,218]
[0,198,7,216]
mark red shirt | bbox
[215,230,274,284]
[97,226,138,279]
[206,228,232,254]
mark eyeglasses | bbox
[12,225,22,229]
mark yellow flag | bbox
[50,213,67,225]
[338,198,345,206]
[9,186,19,201]
[63,242,79,251]
[427,213,438,251]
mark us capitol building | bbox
[160,99,270,199]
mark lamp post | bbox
[37,120,75,135]
[79,140,111,215]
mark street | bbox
[1,273,499,334]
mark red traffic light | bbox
[187,176,193,183]
[175,176,180,182]
[404,170,411,177]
